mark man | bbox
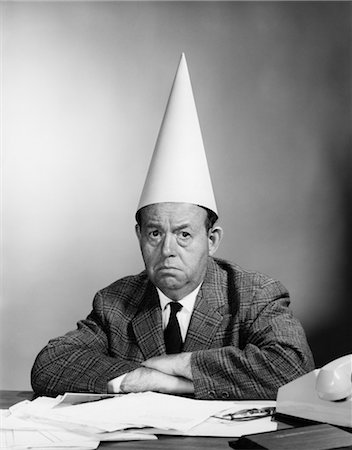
[31,54,314,399]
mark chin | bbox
[157,276,184,291]
[159,280,181,290]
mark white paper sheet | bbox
[128,400,278,437]
[10,392,233,433]
[0,409,157,448]
[58,393,122,406]
[5,393,278,441]
[0,428,100,449]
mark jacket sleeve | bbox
[191,279,315,400]
[31,291,139,396]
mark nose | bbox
[161,233,176,258]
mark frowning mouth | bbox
[157,266,180,272]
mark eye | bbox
[176,231,191,246]
[150,230,160,237]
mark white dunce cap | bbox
[137,53,218,217]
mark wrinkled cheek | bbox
[144,257,161,281]
[141,249,158,269]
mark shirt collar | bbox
[156,284,202,313]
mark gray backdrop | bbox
[2,1,351,389]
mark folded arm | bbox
[109,366,194,394]
[31,292,194,397]
[31,293,139,396]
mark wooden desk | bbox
[0,390,233,449]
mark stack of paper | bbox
[1,391,278,449]
[0,410,100,449]
[0,394,159,450]
[8,392,233,433]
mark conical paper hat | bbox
[137,53,218,217]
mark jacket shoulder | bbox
[96,269,150,307]
[212,257,288,297]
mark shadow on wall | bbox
[308,136,352,368]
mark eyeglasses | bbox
[213,406,276,421]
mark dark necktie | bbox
[164,302,183,354]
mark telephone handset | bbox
[277,354,352,427]
[316,354,352,401]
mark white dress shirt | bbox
[107,284,201,393]
[156,284,200,341]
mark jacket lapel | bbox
[131,283,165,359]
[183,258,226,352]
[131,258,226,356]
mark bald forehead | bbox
[139,202,207,229]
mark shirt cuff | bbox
[107,373,126,393]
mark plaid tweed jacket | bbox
[31,257,314,399]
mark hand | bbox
[120,366,194,394]
[141,353,193,380]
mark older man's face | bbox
[136,202,216,300]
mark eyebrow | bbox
[145,222,193,231]
[173,224,192,232]
[144,221,162,228]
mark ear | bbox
[208,226,223,256]
[135,224,142,243]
